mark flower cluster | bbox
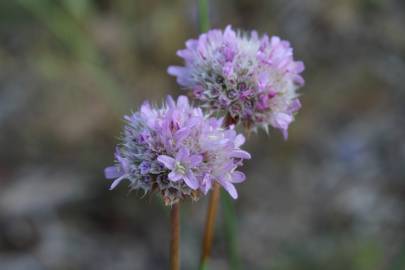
[104,96,250,205]
[168,25,304,138]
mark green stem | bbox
[222,191,241,270]
[197,1,212,269]
[199,183,221,270]
[170,203,181,270]
[198,0,209,33]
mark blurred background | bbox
[0,0,404,269]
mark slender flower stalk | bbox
[196,2,221,268]
[196,1,243,268]
[222,190,241,270]
[198,0,209,32]
[200,182,220,268]
[170,203,180,270]
[199,114,239,269]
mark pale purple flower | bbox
[158,148,202,189]
[105,95,250,205]
[168,25,304,137]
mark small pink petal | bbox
[168,171,182,182]
[189,155,203,166]
[220,180,238,199]
[157,155,176,170]
[184,170,199,190]
[109,175,126,190]
[230,171,246,183]
[104,166,120,179]
[231,150,251,159]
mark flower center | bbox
[175,161,186,174]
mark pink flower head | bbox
[168,25,304,138]
[104,95,250,205]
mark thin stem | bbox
[222,191,241,270]
[198,2,212,267]
[200,182,221,269]
[170,203,180,270]
[199,113,241,269]
[198,0,209,32]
